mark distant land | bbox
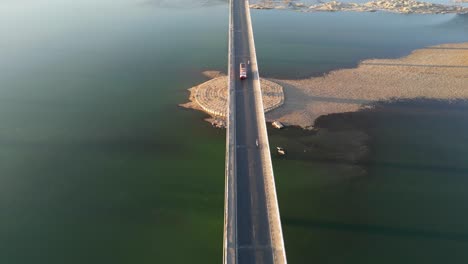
[182,42,468,129]
[250,0,468,14]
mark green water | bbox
[1,2,228,263]
[272,100,468,263]
[1,1,468,263]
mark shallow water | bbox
[271,99,468,263]
[0,1,467,263]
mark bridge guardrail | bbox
[244,1,288,263]
[223,0,237,263]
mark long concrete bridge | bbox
[223,0,287,263]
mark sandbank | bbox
[181,42,468,129]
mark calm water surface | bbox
[0,1,467,263]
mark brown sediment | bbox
[267,42,468,128]
[182,43,468,129]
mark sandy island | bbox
[180,71,285,127]
[181,42,468,129]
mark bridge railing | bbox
[223,0,237,263]
[244,1,287,263]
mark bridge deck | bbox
[224,0,287,263]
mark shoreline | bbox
[250,0,468,14]
[181,42,468,129]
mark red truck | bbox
[239,63,247,80]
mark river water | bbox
[0,1,467,263]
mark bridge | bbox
[223,0,287,263]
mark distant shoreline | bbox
[250,0,468,14]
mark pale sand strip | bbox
[267,42,468,128]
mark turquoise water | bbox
[0,1,467,263]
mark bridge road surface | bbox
[232,0,274,262]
